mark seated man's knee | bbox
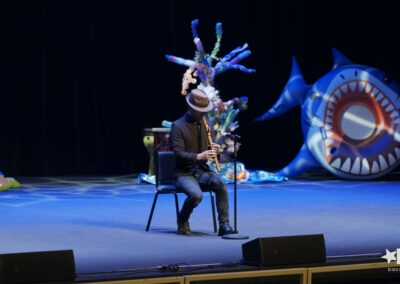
[190,192,203,206]
[210,176,226,191]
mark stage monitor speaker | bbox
[0,250,76,284]
[242,234,326,266]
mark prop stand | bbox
[222,134,249,240]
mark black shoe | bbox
[178,221,191,235]
[218,224,234,236]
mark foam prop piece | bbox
[165,19,255,97]
[206,96,249,158]
[255,48,400,180]
[137,173,156,185]
[0,177,20,191]
[209,162,287,183]
[161,120,172,128]
[207,97,248,131]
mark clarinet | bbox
[202,115,221,172]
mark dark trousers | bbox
[175,170,229,225]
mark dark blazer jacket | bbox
[171,111,216,177]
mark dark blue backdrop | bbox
[1,0,400,175]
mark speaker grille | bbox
[242,234,326,266]
[0,250,76,284]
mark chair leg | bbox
[146,192,160,231]
[173,192,180,224]
[209,192,217,233]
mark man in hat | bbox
[171,89,234,236]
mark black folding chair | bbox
[146,144,217,233]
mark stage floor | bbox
[1,174,399,281]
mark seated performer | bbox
[171,89,234,236]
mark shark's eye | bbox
[383,74,392,84]
[310,91,322,100]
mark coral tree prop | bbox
[165,19,255,165]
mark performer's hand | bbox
[212,143,221,153]
[197,150,217,161]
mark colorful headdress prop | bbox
[165,19,255,99]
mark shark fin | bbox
[254,57,310,121]
[276,143,319,177]
[332,48,354,69]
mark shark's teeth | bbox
[328,103,335,109]
[365,83,372,94]
[371,161,380,174]
[386,104,394,112]
[358,81,366,92]
[381,98,389,107]
[327,147,399,175]
[327,110,333,117]
[326,117,333,123]
[379,154,388,171]
[334,90,342,99]
[332,153,399,175]
[349,82,357,92]
[376,93,384,101]
[361,158,370,175]
[394,126,400,143]
[329,96,337,104]
[340,84,349,94]
[331,158,341,169]
[325,124,333,129]
[388,153,396,166]
[390,111,399,118]
[325,139,334,146]
[370,88,379,97]
[351,157,361,174]
[395,147,400,159]
[341,157,351,172]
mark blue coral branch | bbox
[219,44,249,63]
[191,19,199,38]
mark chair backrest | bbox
[156,151,176,186]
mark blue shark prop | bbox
[255,49,400,180]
